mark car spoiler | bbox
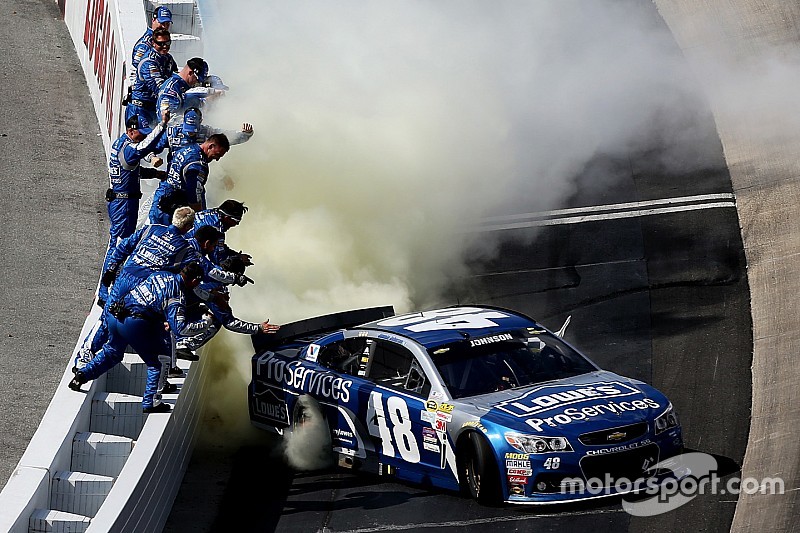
[251,306,396,353]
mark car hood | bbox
[458,370,670,437]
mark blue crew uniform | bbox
[129,28,153,84]
[185,208,237,264]
[128,49,176,123]
[79,223,241,364]
[79,271,211,409]
[177,279,260,351]
[99,117,166,304]
[157,73,192,120]
[148,143,209,225]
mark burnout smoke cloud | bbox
[192,0,717,449]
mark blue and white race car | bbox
[248,305,683,505]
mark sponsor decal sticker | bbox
[525,399,661,432]
[461,420,488,433]
[510,484,525,495]
[496,381,644,418]
[256,354,353,402]
[505,452,530,460]
[469,333,513,347]
[436,411,452,423]
[506,459,532,470]
[426,400,438,411]
[508,475,528,484]
[251,386,289,426]
[306,344,320,362]
[333,428,354,439]
[421,410,435,423]
[423,442,441,453]
[508,467,533,476]
[438,403,455,413]
[585,440,652,456]
[422,427,438,444]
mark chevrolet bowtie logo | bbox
[607,431,627,442]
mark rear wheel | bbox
[459,432,502,505]
[283,396,334,471]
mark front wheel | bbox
[458,432,502,505]
[283,395,334,471]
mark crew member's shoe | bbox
[68,371,88,392]
[161,381,178,394]
[168,366,185,378]
[176,348,199,361]
[143,403,171,414]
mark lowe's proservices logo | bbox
[495,381,642,417]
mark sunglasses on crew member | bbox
[154,40,171,48]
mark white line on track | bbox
[331,508,625,532]
[472,193,736,232]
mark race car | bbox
[248,305,684,505]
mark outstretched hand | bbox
[261,320,280,334]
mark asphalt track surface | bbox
[2,1,792,533]
[166,4,753,532]
[0,0,107,489]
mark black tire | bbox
[283,396,334,471]
[459,432,503,505]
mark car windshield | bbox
[429,328,597,399]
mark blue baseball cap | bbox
[126,114,153,135]
[183,108,202,134]
[154,6,172,23]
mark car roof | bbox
[355,305,542,350]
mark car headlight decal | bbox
[505,433,573,454]
[654,403,679,434]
